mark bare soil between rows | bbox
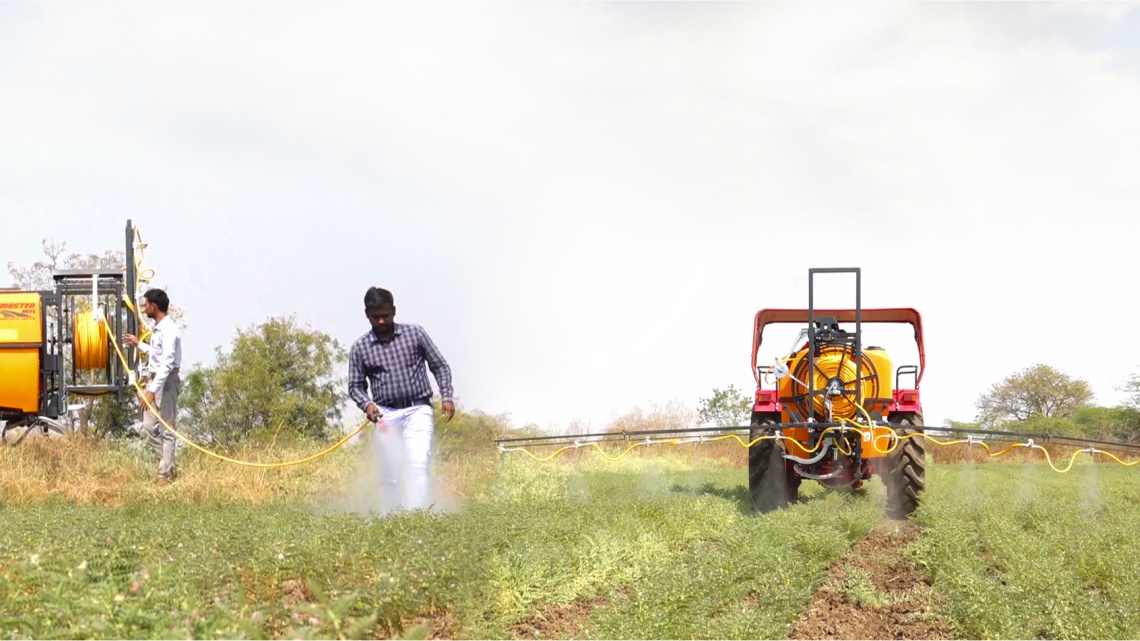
[788,520,954,640]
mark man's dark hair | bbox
[143,288,170,313]
[364,287,394,309]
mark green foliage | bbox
[975,363,1094,427]
[1070,405,1140,443]
[911,463,1140,639]
[87,395,138,438]
[430,402,520,462]
[988,406,1140,444]
[181,316,347,446]
[1120,372,1140,410]
[7,442,1140,639]
[939,420,982,445]
[0,456,884,640]
[697,384,753,427]
[1015,415,1083,438]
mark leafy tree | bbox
[181,315,347,445]
[1119,372,1140,410]
[6,238,188,325]
[432,402,517,461]
[938,418,982,439]
[1069,405,1140,444]
[697,384,754,427]
[975,363,1094,427]
[7,240,75,291]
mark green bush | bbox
[1070,406,1140,443]
[181,316,346,446]
[431,403,527,461]
[996,407,1140,444]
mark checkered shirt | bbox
[348,322,453,411]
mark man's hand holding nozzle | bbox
[366,403,386,433]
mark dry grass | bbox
[0,432,358,507]
[0,426,506,510]
[7,415,1118,511]
[575,399,750,468]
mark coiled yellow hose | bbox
[73,310,110,371]
[791,345,879,420]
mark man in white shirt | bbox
[123,288,182,482]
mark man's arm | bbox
[417,326,453,402]
[347,343,373,412]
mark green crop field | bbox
[2,431,1139,640]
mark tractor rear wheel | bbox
[748,413,796,513]
[885,412,926,520]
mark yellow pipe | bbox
[97,224,371,469]
[502,417,1140,474]
[107,334,369,469]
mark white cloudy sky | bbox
[2,2,1138,431]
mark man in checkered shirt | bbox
[348,286,454,510]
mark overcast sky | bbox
[3,2,1138,432]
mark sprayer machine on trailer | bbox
[2,220,377,467]
[0,220,143,443]
[747,267,926,519]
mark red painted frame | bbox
[750,307,926,416]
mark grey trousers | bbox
[142,372,180,479]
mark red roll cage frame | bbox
[751,307,926,388]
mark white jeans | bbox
[374,404,435,511]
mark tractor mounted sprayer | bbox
[748,267,926,519]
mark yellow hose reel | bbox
[73,309,111,371]
[790,344,882,420]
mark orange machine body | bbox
[0,292,43,413]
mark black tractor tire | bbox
[885,412,926,520]
[748,413,796,513]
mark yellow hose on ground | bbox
[107,314,370,469]
[59,223,368,469]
